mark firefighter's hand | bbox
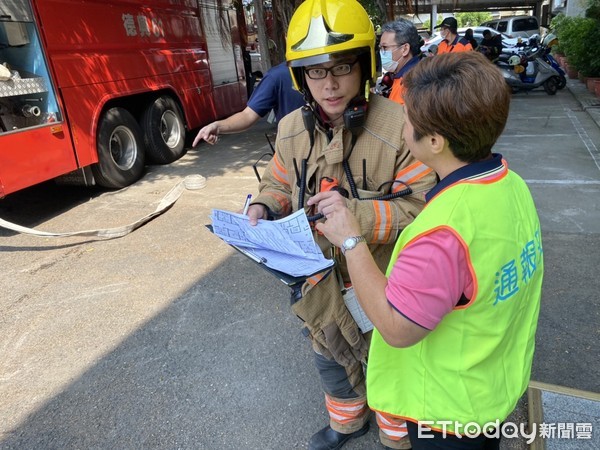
[247,204,267,226]
[313,203,361,249]
[192,122,220,147]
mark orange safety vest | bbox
[388,77,405,104]
[438,36,473,54]
[387,56,420,105]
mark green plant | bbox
[422,17,443,30]
[359,0,384,28]
[586,0,600,20]
[584,0,600,76]
[456,12,493,27]
[552,13,600,76]
[550,12,570,54]
[587,22,600,76]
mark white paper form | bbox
[210,209,334,277]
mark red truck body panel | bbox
[0,0,246,197]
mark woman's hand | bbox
[308,192,361,248]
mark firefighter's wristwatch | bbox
[341,236,366,254]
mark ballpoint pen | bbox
[242,194,252,215]
[245,250,267,264]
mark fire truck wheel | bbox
[92,107,146,189]
[141,96,186,164]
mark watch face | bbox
[343,237,356,252]
[344,237,354,246]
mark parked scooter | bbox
[543,51,567,89]
[502,33,566,90]
[495,41,562,95]
[540,33,567,89]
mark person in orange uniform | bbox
[435,17,473,54]
[378,18,422,104]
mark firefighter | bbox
[244,1,436,449]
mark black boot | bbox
[308,422,370,450]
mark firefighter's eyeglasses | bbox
[304,60,359,79]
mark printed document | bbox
[210,209,334,277]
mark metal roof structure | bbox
[396,0,545,16]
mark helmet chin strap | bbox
[298,66,370,130]
[305,89,368,130]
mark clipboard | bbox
[205,225,332,287]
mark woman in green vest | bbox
[308,51,544,450]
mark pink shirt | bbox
[385,228,474,330]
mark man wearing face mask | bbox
[435,17,473,54]
[378,19,422,104]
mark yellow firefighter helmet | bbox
[285,0,376,94]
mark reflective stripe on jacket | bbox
[255,94,436,280]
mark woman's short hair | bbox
[402,52,510,162]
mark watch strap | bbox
[342,235,366,254]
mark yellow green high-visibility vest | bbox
[367,166,543,432]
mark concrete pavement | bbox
[566,77,600,129]
[0,81,599,449]
[518,76,600,450]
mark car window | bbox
[497,21,508,33]
[513,19,526,32]
[513,18,538,32]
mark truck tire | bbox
[92,107,146,189]
[141,96,186,164]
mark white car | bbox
[420,26,521,53]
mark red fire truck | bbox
[0,0,247,197]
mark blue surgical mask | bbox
[380,50,399,72]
